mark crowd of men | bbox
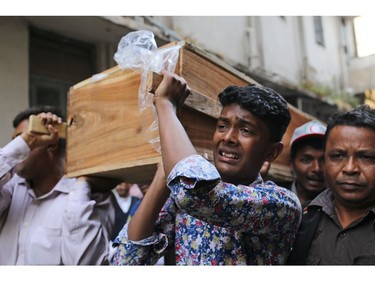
[1,71,374,265]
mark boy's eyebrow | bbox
[217,116,228,122]
[217,116,258,128]
[238,118,256,127]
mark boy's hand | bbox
[153,70,190,110]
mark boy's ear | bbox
[265,142,283,162]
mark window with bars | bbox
[29,27,96,118]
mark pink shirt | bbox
[0,136,115,265]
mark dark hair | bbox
[218,84,291,142]
[324,104,375,148]
[290,137,325,160]
[13,106,65,128]
[13,105,66,155]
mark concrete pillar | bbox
[0,17,29,146]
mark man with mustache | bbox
[287,105,375,265]
[112,71,302,265]
[289,120,327,207]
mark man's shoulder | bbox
[305,189,332,210]
[7,173,27,187]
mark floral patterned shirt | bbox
[112,154,301,265]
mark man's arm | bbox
[61,179,116,265]
[115,72,199,262]
[124,71,193,242]
[127,163,169,240]
[153,71,196,176]
[0,137,30,184]
[112,163,175,265]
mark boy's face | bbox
[213,103,274,185]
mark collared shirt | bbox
[0,136,115,265]
[290,181,297,194]
[305,189,375,265]
[112,189,134,213]
[112,154,302,265]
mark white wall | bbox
[258,16,303,85]
[302,16,344,92]
[0,17,29,146]
[348,54,375,92]
[169,16,249,67]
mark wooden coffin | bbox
[66,41,313,185]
